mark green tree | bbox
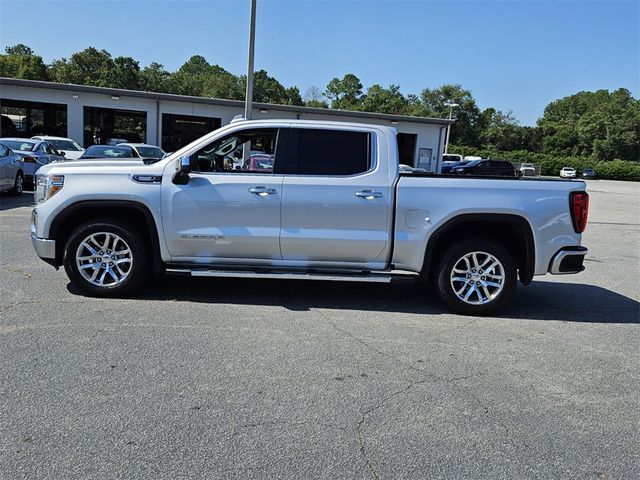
[140,62,171,92]
[325,73,363,110]
[5,44,34,56]
[202,67,244,100]
[410,84,482,146]
[249,70,287,104]
[169,56,246,101]
[0,44,48,80]
[479,108,521,150]
[284,86,303,106]
[49,47,115,86]
[360,84,409,115]
[167,55,212,96]
[109,56,140,90]
[539,88,640,160]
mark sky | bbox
[0,0,638,125]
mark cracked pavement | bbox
[1,180,639,479]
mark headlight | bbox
[35,175,64,204]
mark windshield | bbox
[135,146,165,158]
[0,140,36,151]
[83,146,133,158]
[48,139,82,151]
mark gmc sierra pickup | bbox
[30,119,589,315]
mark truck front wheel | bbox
[435,238,516,316]
[63,220,148,297]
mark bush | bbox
[447,146,640,181]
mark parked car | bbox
[399,164,427,173]
[31,136,85,160]
[117,143,166,160]
[78,145,141,160]
[520,163,537,177]
[243,153,274,172]
[0,138,65,182]
[106,137,131,146]
[442,154,463,163]
[441,160,468,174]
[0,143,25,194]
[582,168,596,179]
[560,167,577,178]
[30,119,589,316]
[449,160,519,177]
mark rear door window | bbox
[287,128,371,175]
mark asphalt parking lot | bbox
[1,179,638,479]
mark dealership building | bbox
[0,77,453,171]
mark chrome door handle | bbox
[249,186,277,196]
[355,190,383,199]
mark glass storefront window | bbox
[83,106,147,146]
[0,99,67,138]
[161,113,220,152]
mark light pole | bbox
[443,101,459,154]
[243,0,257,161]
[244,0,257,120]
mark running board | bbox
[165,267,419,283]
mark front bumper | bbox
[31,231,56,260]
[30,212,56,260]
[549,246,588,274]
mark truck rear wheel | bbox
[435,238,516,316]
[63,220,148,297]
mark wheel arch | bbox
[49,200,163,273]
[421,213,536,285]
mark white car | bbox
[31,136,84,160]
[442,154,463,162]
[117,143,166,160]
[520,163,536,177]
[560,167,577,178]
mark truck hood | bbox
[37,158,166,176]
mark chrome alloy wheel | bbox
[75,232,133,287]
[450,251,505,305]
[14,174,23,193]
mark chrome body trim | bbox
[163,267,419,283]
[549,247,588,274]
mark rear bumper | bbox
[549,246,588,274]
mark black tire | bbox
[63,219,148,297]
[10,172,24,195]
[435,238,517,316]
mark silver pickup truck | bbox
[30,119,589,315]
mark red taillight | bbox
[22,156,36,163]
[570,191,589,233]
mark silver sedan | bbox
[0,138,65,182]
[0,143,25,194]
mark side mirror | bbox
[59,151,66,157]
[179,155,192,173]
[172,155,192,185]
